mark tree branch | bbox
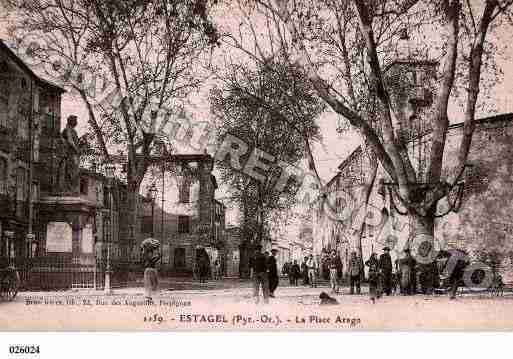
[448,0,499,186]
[426,0,460,186]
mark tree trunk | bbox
[257,183,264,246]
[408,211,435,243]
[127,177,142,250]
[408,209,436,294]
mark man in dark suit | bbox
[379,247,393,295]
[251,245,269,304]
[301,256,309,286]
[290,260,301,286]
[268,249,279,297]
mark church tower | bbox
[385,28,438,182]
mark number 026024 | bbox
[9,345,40,354]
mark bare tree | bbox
[210,59,324,245]
[8,0,219,244]
[232,0,513,250]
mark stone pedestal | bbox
[37,196,97,289]
[39,196,96,260]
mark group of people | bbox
[250,245,280,304]
[194,251,223,283]
[141,239,467,305]
[365,247,394,303]
[279,246,434,304]
[362,246,422,303]
[195,249,211,283]
[363,246,466,302]
[282,254,325,289]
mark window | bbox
[141,215,153,234]
[31,181,39,202]
[80,178,89,195]
[17,99,30,140]
[119,189,127,204]
[103,186,111,208]
[178,179,190,203]
[103,217,111,243]
[178,215,190,234]
[15,167,26,201]
[95,185,101,203]
[0,157,7,194]
[367,224,374,238]
[174,248,186,268]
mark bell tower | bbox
[385,29,438,181]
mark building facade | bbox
[0,39,65,264]
[141,154,226,278]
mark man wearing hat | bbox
[328,251,341,294]
[251,244,270,304]
[306,254,318,288]
[268,249,279,297]
[379,247,393,296]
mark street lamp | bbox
[104,162,115,295]
[148,182,158,238]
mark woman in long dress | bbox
[143,247,160,301]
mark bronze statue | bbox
[57,115,81,195]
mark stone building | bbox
[310,49,513,280]
[140,154,226,278]
[0,39,65,262]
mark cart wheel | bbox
[3,271,19,301]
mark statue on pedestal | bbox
[57,115,81,196]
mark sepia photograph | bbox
[1,0,513,337]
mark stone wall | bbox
[436,115,513,280]
[313,114,513,279]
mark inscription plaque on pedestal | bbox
[46,221,72,253]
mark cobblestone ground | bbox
[3,278,513,330]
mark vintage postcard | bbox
[1,0,513,332]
